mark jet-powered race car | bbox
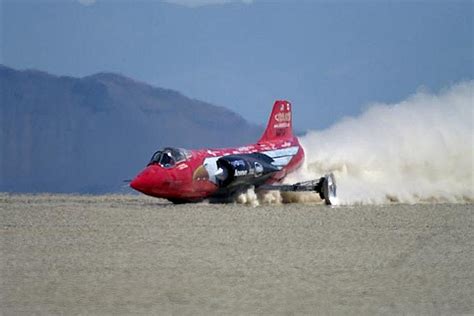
[130,100,337,205]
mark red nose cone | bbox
[130,176,145,192]
[130,167,156,193]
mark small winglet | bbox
[258,100,293,143]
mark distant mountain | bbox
[0,65,262,193]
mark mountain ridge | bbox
[0,65,263,193]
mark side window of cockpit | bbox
[148,151,162,165]
[160,152,175,168]
[170,148,190,164]
[174,151,186,163]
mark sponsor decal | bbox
[237,146,253,152]
[280,103,291,111]
[274,112,291,122]
[273,122,290,129]
[206,150,219,156]
[231,160,246,167]
[234,170,248,177]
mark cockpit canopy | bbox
[148,147,191,168]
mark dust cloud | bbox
[240,81,473,205]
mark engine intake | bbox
[215,154,280,188]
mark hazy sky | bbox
[1,0,472,130]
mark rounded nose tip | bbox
[130,175,148,192]
[130,167,158,193]
[130,177,141,191]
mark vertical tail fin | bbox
[258,100,293,143]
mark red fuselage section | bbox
[130,139,304,201]
[130,100,304,202]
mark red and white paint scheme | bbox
[130,100,336,204]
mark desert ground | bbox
[1,194,473,315]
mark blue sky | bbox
[1,0,472,130]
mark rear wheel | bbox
[321,173,337,205]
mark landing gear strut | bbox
[259,173,337,205]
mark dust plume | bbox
[235,81,473,205]
[286,81,473,204]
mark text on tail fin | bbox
[258,100,293,143]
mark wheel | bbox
[322,173,337,205]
